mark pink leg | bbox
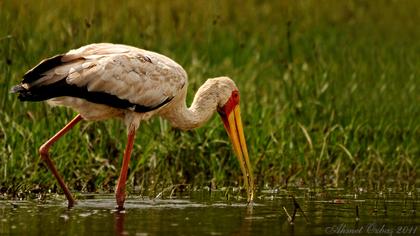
[39,114,83,208]
[115,125,136,210]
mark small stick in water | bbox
[283,206,293,224]
[355,204,360,222]
[383,199,387,216]
[283,195,309,224]
[291,195,309,223]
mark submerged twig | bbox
[282,206,293,223]
[383,199,388,216]
[355,204,360,221]
[284,195,309,224]
[291,195,309,223]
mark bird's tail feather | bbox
[10,84,26,93]
[10,84,44,101]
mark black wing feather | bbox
[13,50,176,113]
[13,78,173,113]
[22,55,64,84]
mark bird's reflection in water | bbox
[231,204,254,236]
[111,202,257,235]
[114,210,126,236]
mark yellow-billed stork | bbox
[11,43,254,209]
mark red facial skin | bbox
[217,90,240,131]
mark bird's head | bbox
[211,77,254,202]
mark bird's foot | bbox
[115,205,125,211]
[67,199,76,209]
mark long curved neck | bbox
[161,80,220,130]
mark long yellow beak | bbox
[223,105,254,202]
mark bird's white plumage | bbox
[20,43,239,130]
[33,43,187,122]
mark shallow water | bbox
[0,189,419,235]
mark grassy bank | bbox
[0,0,419,197]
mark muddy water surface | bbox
[0,189,418,235]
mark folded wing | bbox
[12,43,187,113]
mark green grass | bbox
[1,0,419,197]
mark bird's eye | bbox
[232,90,239,103]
